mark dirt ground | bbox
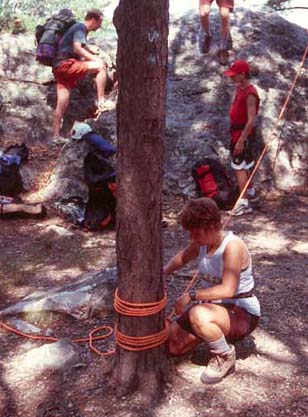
[0,142,307,417]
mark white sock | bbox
[247,187,256,197]
[208,335,230,355]
[239,198,248,205]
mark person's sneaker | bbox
[199,33,212,54]
[232,199,253,216]
[97,98,115,113]
[50,136,69,146]
[217,49,229,66]
[200,344,236,384]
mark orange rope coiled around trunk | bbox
[115,324,168,352]
[114,288,167,316]
[114,289,168,351]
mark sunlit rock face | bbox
[1,6,307,192]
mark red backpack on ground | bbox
[191,157,237,210]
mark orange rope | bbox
[114,290,168,351]
[172,38,308,315]
[1,39,307,356]
[115,324,168,352]
[0,320,115,356]
[166,269,200,322]
[114,288,167,316]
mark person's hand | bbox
[234,139,245,156]
[175,293,191,315]
[88,45,101,55]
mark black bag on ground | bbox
[83,153,116,231]
[0,143,29,196]
[35,9,76,66]
[192,157,237,210]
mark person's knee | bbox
[219,7,230,20]
[200,8,210,19]
[189,305,211,334]
[199,3,210,18]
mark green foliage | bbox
[0,0,112,33]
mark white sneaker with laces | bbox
[232,199,253,216]
[200,344,236,384]
[97,98,115,113]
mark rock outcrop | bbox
[0,6,307,193]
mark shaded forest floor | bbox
[0,139,307,417]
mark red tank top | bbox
[229,84,260,126]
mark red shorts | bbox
[177,303,259,342]
[200,0,234,9]
[53,59,90,90]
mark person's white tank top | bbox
[199,231,261,316]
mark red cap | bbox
[224,60,250,77]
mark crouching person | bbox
[164,198,260,384]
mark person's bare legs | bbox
[86,61,108,103]
[219,6,231,46]
[199,1,211,35]
[95,67,108,103]
[189,303,231,342]
[168,303,232,356]
[52,61,112,138]
[53,85,71,139]
[199,2,212,53]
[218,6,231,65]
[234,169,249,199]
[168,304,236,384]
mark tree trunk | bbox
[113,0,170,398]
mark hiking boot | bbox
[199,33,212,54]
[231,199,253,216]
[218,49,229,66]
[200,344,236,384]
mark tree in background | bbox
[113,0,171,399]
[0,0,111,32]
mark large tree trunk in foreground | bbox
[113,0,170,398]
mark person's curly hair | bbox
[180,198,222,231]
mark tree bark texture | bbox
[114,0,170,396]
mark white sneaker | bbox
[49,136,69,146]
[97,99,115,113]
[231,199,253,216]
[201,344,236,384]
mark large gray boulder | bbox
[0,267,117,319]
[1,8,307,193]
[40,139,89,202]
[166,7,307,192]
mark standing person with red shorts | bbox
[224,60,260,216]
[164,198,260,384]
[199,0,234,65]
[52,9,113,142]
